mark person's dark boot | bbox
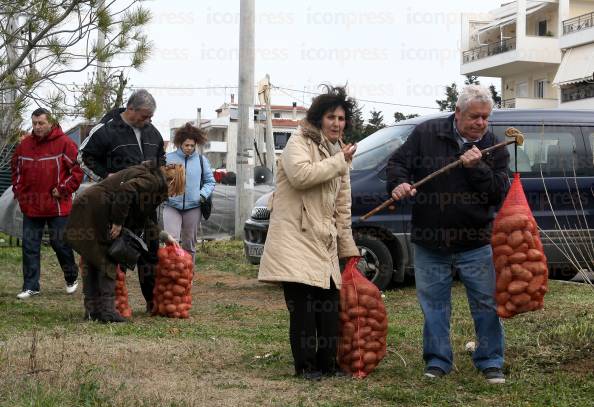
[96,294,126,323]
[83,296,100,321]
[81,260,102,321]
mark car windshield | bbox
[351,125,414,171]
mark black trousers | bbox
[282,281,340,374]
[136,234,158,303]
[22,215,78,291]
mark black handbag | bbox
[107,227,149,270]
[199,154,213,220]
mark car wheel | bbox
[355,235,393,290]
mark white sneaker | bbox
[66,281,79,295]
[17,290,40,299]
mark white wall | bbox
[559,97,594,108]
[273,110,306,120]
[526,6,559,36]
[514,98,559,108]
[570,0,594,18]
[502,68,558,100]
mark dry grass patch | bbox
[0,240,593,406]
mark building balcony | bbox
[502,97,558,109]
[563,12,594,35]
[461,36,561,77]
[560,11,594,49]
[462,37,517,64]
[203,141,227,153]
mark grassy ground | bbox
[0,241,592,407]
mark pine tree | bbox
[344,99,365,143]
[394,112,420,123]
[363,109,386,136]
[436,83,459,112]
[464,75,480,85]
[489,84,502,109]
[0,0,152,160]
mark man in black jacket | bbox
[387,85,510,384]
[78,89,166,313]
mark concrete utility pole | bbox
[258,74,276,181]
[235,0,255,238]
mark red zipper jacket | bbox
[11,126,84,218]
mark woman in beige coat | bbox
[258,86,360,380]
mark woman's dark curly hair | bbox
[173,122,207,147]
[306,85,355,130]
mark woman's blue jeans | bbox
[413,243,504,373]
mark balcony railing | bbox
[563,12,594,35]
[462,37,516,63]
[561,82,594,103]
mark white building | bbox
[169,96,307,172]
[461,0,594,109]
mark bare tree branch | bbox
[0,1,84,83]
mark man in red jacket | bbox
[11,108,84,299]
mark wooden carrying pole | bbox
[360,128,524,221]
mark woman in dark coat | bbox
[65,161,184,322]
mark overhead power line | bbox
[62,83,441,110]
[273,85,440,110]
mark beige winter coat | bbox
[258,121,360,289]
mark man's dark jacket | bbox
[78,108,165,181]
[386,114,510,253]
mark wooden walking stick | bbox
[360,127,525,221]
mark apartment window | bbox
[273,112,281,118]
[516,81,529,98]
[537,20,547,36]
[534,79,545,99]
[561,82,594,103]
[274,132,292,150]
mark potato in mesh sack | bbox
[492,173,548,318]
[338,257,388,378]
[115,266,132,318]
[152,245,193,318]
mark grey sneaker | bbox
[482,367,506,384]
[424,366,446,379]
[16,290,40,299]
[66,281,78,294]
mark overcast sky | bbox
[63,0,505,139]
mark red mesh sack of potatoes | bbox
[491,173,548,318]
[153,245,194,318]
[338,257,388,378]
[115,266,132,318]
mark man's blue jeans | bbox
[22,215,78,292]
[413,243,504,373]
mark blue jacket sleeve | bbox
[200,156,216,199]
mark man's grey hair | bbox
[126,89,156,112]
[456,85,494,112]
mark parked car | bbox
[244,109,594,289]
